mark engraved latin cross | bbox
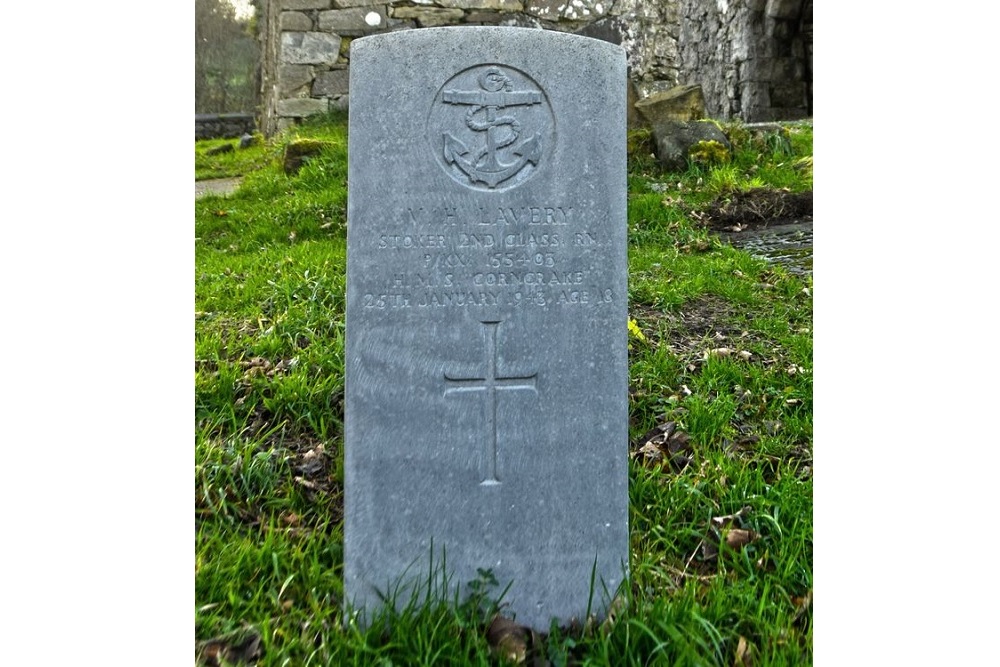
[444,320,537,485]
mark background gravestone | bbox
[344,26,628,631]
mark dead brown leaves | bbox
[486,615,531,664]
[484,596,627,665]
[196,629,261,666]
[238,355,300,380]
[692,506,760,564]
[733,635,752,666]
[632,421,693,473]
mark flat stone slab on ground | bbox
[344,26,629,631]
[195,178,242,198]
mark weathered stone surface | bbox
[575,16,626,45]
[627,79,643,130]
[276,97,329,117]
[333,0,384,6]
[312,68,350,97]
[523,0,563,21]
[766,0,802,19]
[753,56,804,82]
[281,31,343,65]
[616,0,679,84]
[464,10,507,24]
[526,0,607,21]
[497,13,545,28]
[280,10,314,31]
[436,0,522,9]
[649,119,730,171]
[279,64,316,94]
[634,83,706,125]
[282,0,331,9]
[390,7,465,27]
[346,26,628,633]
[634,80,675,99]
[768,81,807,108]
[319,7,387,33]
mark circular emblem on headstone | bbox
[428,64,554,192]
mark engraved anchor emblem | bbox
[441,67,543,189]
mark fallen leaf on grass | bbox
[600,594,627,635]
[711,506,753,529]
[197,630,261,667]
[724,528,759,550]
[734,635,752,666]
[791,590,812,626]
[632,421,693,472]
[697,506,758,561]
[486,615,530,664]
[297,445,327,476]
[637,441,665,462]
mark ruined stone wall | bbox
[257,0,811,135]
[677,0,811,120]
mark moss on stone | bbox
[627,128,655,158]
[283,138,332,175]
[688,139,730,167]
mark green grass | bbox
[196,114,812,665]
[196,132,277,181]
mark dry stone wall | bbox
[257,0,811,135]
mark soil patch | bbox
[698,188,812,232]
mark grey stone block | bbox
[281,31,343,65]
[319,7,387,34]
[276,97,330,117]
[345,26,629,633]
[279,64,316,94]
[649,119,731,171]
[280,10,314,31]
[464,10,507,24]
[313,68,350,97]
[390,7,465,27]
[634,83,706,124]
[282,0,331,9]
[436,0,523,9]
